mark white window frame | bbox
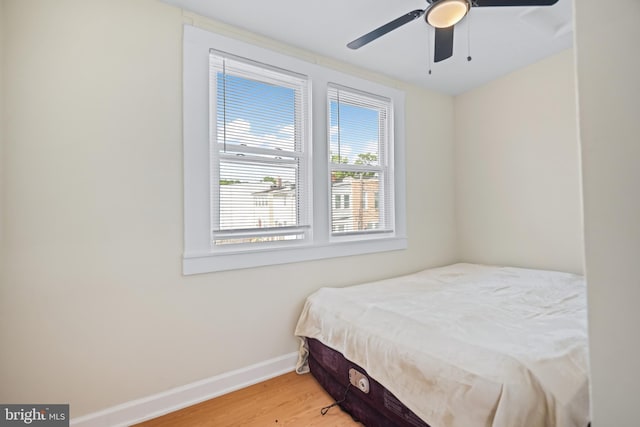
[327,84,394,240]
[209,50,312,249]
[183,25,406,274]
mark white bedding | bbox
[295,263,590,427]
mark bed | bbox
[294,263,590,427]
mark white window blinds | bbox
[328,84,394,236]
[209,50,310,248]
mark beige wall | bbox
[0,0,455,417]
[0,0,5,280]
[454,49,584,274]
[574,1,640,425]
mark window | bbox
[329,85,393,237]
[209,51,310,248]
[183,25,406,274]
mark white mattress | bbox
[295,263,590,427]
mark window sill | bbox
[183,236,407,275]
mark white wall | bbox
[455,49,584,274]
[574,1,640,425]
[0,0,455,417]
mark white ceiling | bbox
[161,0,573,95]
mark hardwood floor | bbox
[134,372,361,426]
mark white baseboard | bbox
[70,351,299,427]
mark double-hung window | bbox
[183,25,406,274]
[328,85,393,238]
[209,51,310,248]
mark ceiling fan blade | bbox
[472,0,558,6]
[347,9,425,49]
[434,26,454,63]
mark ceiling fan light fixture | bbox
[426,0,471,28]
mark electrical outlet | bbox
[348,368,370,394]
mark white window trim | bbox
[183,25,406,274]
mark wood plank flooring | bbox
[134,371,361,426]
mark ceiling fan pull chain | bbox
[427,27,432,75]
[467,12,473,62]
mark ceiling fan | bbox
[347,0,559,63]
